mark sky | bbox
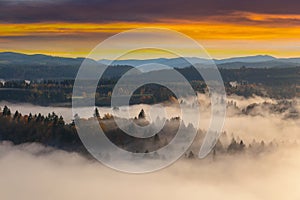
[1,0,300,59]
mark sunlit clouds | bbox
[1,0,300,58]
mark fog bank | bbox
[1,142,300,200]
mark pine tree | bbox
[58,116,65,127]
[239,140,245,151]
[28,113,33,123]
[138,109,145,119]
[94,108,100,118]
[13,110,19,120]
[3,106,11,116]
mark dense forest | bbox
[0,66,299,106]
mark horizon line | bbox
[1,50,300,60]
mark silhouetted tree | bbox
[2,105,11,116]
[138,109,145,119]
[13,110,19,120]
[239,140,245,151]
[28,113,33,123]
[188,151,195,159]
[94,108,100,118]
[58,116,65,127]
[227,138,238,153]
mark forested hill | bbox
[1,52,300,80]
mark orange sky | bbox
[1,11,300,59]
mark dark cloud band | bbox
[0,0,300,23]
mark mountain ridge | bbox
[0,52,300,80]
[2,51,300,67]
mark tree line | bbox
[0,106,293,160]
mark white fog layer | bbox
[0,142,300,200]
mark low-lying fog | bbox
[1,94,300,199]
[1,142,300,200]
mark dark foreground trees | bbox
[0,106,84,152]
[0,106,286,159]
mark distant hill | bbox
[0,52,300,80]
[0,52,132,80]
[214,55,276,64]
[0,52,88,67]
[216,60,300,69]
[99,55,300,69]
[99,57,211,69]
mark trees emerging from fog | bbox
[0,106,293,159]
[0,106,83,152]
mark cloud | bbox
[1,0,300,24]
